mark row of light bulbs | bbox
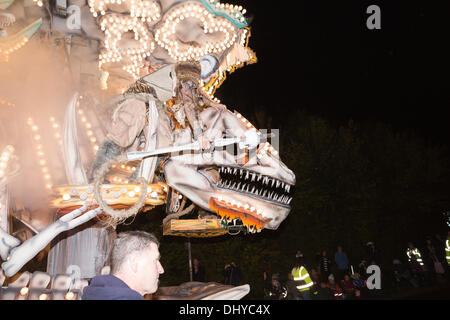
[32,0,43,7]
[90,0,158,80]
[198,81,221,104]
[61,186,158,201]
[0,98,15,107]
[154,3,238,62]
[216,195,262,215]
[0,37,29,57]
[109,162,136,184]
[111,163,136,173]
[206,0,247,18]
[27,118,53,190]
[77,101,100,153]
[89,1,248,91]
[0,145,14,179]
[98,14,155,79]
[49,117,62,147]
[19,286,76,300]
[88,0,161,21]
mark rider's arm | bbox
[107,99,147,148]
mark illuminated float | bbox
[0,0,295,299]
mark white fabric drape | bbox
[47,93,115,279]
[46,222,115,278]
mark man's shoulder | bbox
[82,275,144,300]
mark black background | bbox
[217,0,449,146]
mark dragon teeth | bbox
[217,167,292,206]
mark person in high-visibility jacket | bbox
[446,231,450,266]
[406,242,424,267]
[291,254,314,300]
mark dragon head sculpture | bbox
[162,106,296,233]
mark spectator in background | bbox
[423,238,446,283]
[224,261,242,286]
[367,241,382,267]
[319,250,332,284]
[315,252,322,271]
[310,268,320,287]
[392,258,419,289]
[340,274,356,299]
[192,257,206,282]
[314,282,333,300]
[406,242,426,286]
[357,260,368,280]
[291,253,314,300]
[351,273,366,298]
[309,268,320,298]
[326,274,343,300]
[265,273,287,300]
[263,271,271,298]
[334,245,349,282]
[285,272,301,300]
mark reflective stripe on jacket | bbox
[406,247,424,266]
[291,266,314,291]
[446,239,450,261]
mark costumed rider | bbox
[291,252,314,300]
[89,55,224,213]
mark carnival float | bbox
[0,0,295,299]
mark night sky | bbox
[217,0,449,146]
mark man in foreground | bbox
[82,231,164,300]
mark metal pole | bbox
[187,238,193,281]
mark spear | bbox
[126,131,274,161]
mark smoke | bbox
[0,35,83,229]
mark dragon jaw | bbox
[163,143,296,233]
